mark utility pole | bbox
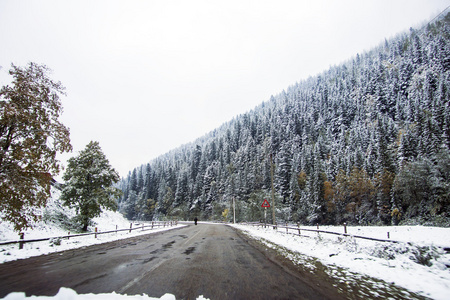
[228,163,236,224]
[233,197,236,224]
[270,154,276,226]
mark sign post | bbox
[270,154,276,228]
[265,208,266,228]
[261,199,270,228]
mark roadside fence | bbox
[0,221,178,250]
[239,222,450,257]
[240,221,401,244]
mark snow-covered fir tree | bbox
[118,13,450,225]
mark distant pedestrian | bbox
[194,217,198,225]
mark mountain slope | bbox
[119,13,450,225]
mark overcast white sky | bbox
[0,0,449,178]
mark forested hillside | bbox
[119,13,450,226]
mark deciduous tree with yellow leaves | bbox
[0,63,72,231]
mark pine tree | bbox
[122,190,137,220]
[275,142,291,203]
[397,126,418,166]
[174,169,189,206]
[129,169,138,193]
[61,141,122,231]
[190,145,202,180]
[375,169,395,224]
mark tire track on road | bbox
[118,226,203,294]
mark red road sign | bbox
[261,199,270,208]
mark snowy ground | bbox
[0,187,185,264]
[2,288,176,300]
[0,211,185,264]
[2,288,210,300]
[2,288,209,300]
[231,224,450,300]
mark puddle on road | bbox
[183,247,196,255]
[147,240,176,255]
[120,242,137,249]
[113,262,136,273]
[162,241,175,250]
[141,257,157,264]
[72,273,108,288]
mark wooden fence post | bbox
[152,221,154,229]
[129,223,132,233]
[19,232,24,250]
[387,232,390,239]
[95,227,98,238]
[286,222,288,233]
[344,223,347,234]
[297,223,301,235]
[68,232,70,240]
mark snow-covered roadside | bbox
[0,186,185,264]
[3,287,176,300]
[2,287,210,300]
[0,187,203,300]
[0,213,185,264]
[231,224,450,300]
[0,207,190,299]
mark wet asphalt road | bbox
[0,224,343,299]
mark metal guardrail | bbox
[0,221,178,249]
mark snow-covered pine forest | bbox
[118,13,450,226]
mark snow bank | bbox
[305,224,450,247]
[232,224,450,300]
[0,222,185,264]
[3,287,210,300]
[2,287,175,300]
[0,188,185,263]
